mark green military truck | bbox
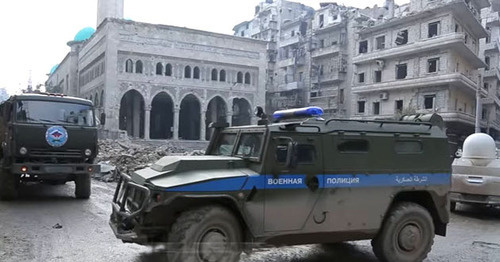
[110,107,451,262]
[0,93,100,200]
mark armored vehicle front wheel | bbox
[0,169,18,200]
[74,173,91,199]
[167,205,243,262]
[371,202,434,262]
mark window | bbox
[319,65,324,76]
[396,64,407,79]
[395,100,403,113]
[375,70,382,82]
[135,60,143,74]
[276,144,288,163]
[237,72,243,83]
[464,34,468,44]
[125,59,133,73]
[319,14,324,28]
[455,24,459,33]
[339,89,344,104]
[376,36,385,50]
[244,72,251,84]
[485,57,490,71]
[359,40,368,54]
[482,108,488,120]
[100,90,104,107]
[235,133,263,158]
[193,66,200,79]
[428,58,439,73]
[373,102,380,115]
[211,69,218,81]
[156,63,163,75]
[424,95,435,109]
[395,30,408,45]
[358,101,365,113]
[484,82,489,91]
[296,145,316,163]
[220,70,226,82]
[165,63,172,76]
[320,39,324,48]
[291,30,295,37]
[428,21,440,38]
[395,141,423,153]
[184,66,191,78]
[358,73,365,83]
[338,140,369,153]
[211,133,237,156]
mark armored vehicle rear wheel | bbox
[371,202,434,262]
[75,173,91,199]
[167,205,243,262]
[0,169,18,200]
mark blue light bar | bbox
[273,106,324,120]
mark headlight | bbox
[84,149,92,156]
[19,147,28,155]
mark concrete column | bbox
[201,110,207,141]
[173,107,180,140]
[227,111,233,126]
[133,95,141,137]
[144,105,151,140]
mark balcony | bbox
[311,72,346,84]
[351,73,479,95]
[279,35,301,47]
[486,12,500,26]
[483,40,498,52]
[353,33,486,68]
[276,56,306,68]
[311,44,341,58]
[483,67,500,80]
[278,81,306,91]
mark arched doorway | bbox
[119,89,145,138]
[179,94,201,140]
[150,92,174,139]
[205,96,227,140]
[232,98,251,126]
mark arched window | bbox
[125,59,133,73]
[193,66,200,79]
[165,63,172,76]
[95,92,99,106]
[219,70,226,82]
[211,69,218,81]
[245,72,251,84]
[156,63,163,75]
[135,60,143,74]
[100,90,104,107]
[184,66,191,78]
[237,72,243,83]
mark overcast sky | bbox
[0,0,409,95]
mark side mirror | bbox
[100,112,106,126]
[285,141,297,168]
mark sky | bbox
[0,0,409,95]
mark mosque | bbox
[46,0,268,140]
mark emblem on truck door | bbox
[45,126,68,147]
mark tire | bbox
[371,202,435,262]
[0,168,18,200]
[167,205,243,262]
[74,173,91,199]
[450,201,457,212]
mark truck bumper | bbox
[11,163,100,176]
[450,192,500,206]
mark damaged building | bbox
[46,0,267,140]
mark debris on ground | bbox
[52,223,63,229]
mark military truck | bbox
[110,106,451,262]
[0,93,100,200]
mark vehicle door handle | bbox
[307,176,319,192]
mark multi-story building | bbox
[46,0,268,140]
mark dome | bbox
[73,27,95,42]
[462,133,496,159]
[49,64,59,75]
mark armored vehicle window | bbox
[276,145,288,163]
[212,133,237,156]
[296,144,316,163]
[15,100,94,126]
[395,141,422,154]
[236,133,263,159]
[338,139,369,153]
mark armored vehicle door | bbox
[263,134,323,232]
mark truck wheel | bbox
[450,201,457,212]
[0,169,18,200]
[371,202,434,262]
[167,205,243,262]
[74,173,91,199]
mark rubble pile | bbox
[94,139,205,182]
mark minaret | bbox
[97,0,124,27]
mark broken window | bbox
[165,63,172,76]
[375,70,382,82]
[319,65,324,76]
[193,66,200,79]
[395,100,403,113]
[184,66,191,78]
[340,89,344,104]
[358,73,365,83]
[237,72,243,83]
[125,59,133,73]
[396,64,407,79]
[482,109,488,120]
[485,56,490,71]
[484,82,489,91]
[245,72,251,84]
[373,102,380,115]
[376,36,385,50]
[291,30,295,37]
[211,69,218,81]
[220,70,226,82]
[428,58,439,73]
[455,24,459,32]
[424,95,435,109]
[358,101,365,113]
[135,60,143,74]
[320,39,324,48]
[156,63,163,75]
[359,40,368,54]
[428,21,440,38]
[319,14,324,28]
[395,30,408,45]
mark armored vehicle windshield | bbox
[15,100,95,126]
[209,130,265,161]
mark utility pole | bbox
[475,75,482,133]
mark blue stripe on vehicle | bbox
[164,173,450,192]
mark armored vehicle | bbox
[0,93,99,200]
[110,107,451,262]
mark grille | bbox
[29,149,82,158]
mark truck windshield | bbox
[15,100,95,126]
